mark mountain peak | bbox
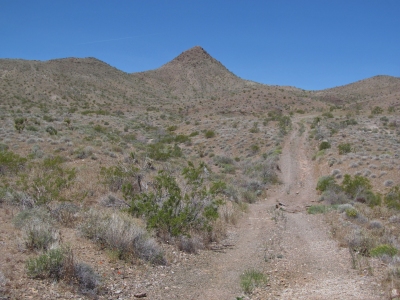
[163,46,217,68]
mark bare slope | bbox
[314,75,400,108]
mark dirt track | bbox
[149,119,384,299]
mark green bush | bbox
[370,244,398,257]
[307,205,334,214]
[125,162,221,238]
[26,247,101,294]
[240,269,268,294]
[26,248,65,280]
[147,143,182,161]
[205,130,216,138]
[319,141,331,151]
[371,106,383,115]
[14,117,26,133]
[18,156,77,204]
[167,125,177,132]
[345,207,358,218]
[174,134,190,144]
[338,143,352,154]
[385,185,400,210]
[322,112,334,118]
[0,150,27,176]
[45,126,57,135]
[341,174,372,199]
[316,176,336,192]
[100,164,138,192]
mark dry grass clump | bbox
[78,209,165,264]
[26,247,101,296]
[13,207,60,251]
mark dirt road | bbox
[151,120,384,299]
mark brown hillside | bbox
[314,75,400,109]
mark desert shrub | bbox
[26,247,100,294]
[18,156,77,204]
[370,244,398,257]
[147,142,182,161]
[368,220,383,229]
[125,162,221,239]
[342,175,371,198]
[319,141,331,151]
[307,205,334,214]
[250,144,260,154]
[337,203,354,213]
[74,262,101,294]
[316,176,336,192]
[79,210,165,264]
[51,202,80,227]
[338,143,352,154]
[385,185,400,210]
[345,207,358,218]
[26,248,65,279]
[0,150,27,176]
[277,115,291,135]
[362,190,382,207]
[93,125,107,133]
[13,210,57,248]
[371,106,383,115]
[176,235,204,254]
[241,190,257,203]
[341,119,358,126]
[13,206,51,228]
[167,125,177,132]
[347,228,375,256]
[3,190,34,208]
[26,125,38,131]
[74,146,93,159]
[240,269,268,294]
[249,123,259,133]
[45,126,57,135]
[100,193,128,208]
[174,134,190,144]
[204,130,216,138]
[320,188,349,205]
[322,112,334,118]
[100,163,138,192]
[189,131,199,137]
[14,117,26,133]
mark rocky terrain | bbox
[0,46,399,299]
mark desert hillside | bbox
[0,46,400,299]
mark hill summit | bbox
[134,46,245,99]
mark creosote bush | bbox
[319,140,331,151]
[338,143,352,155]
[125,162,222,241]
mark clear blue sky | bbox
[1,0,399,90]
